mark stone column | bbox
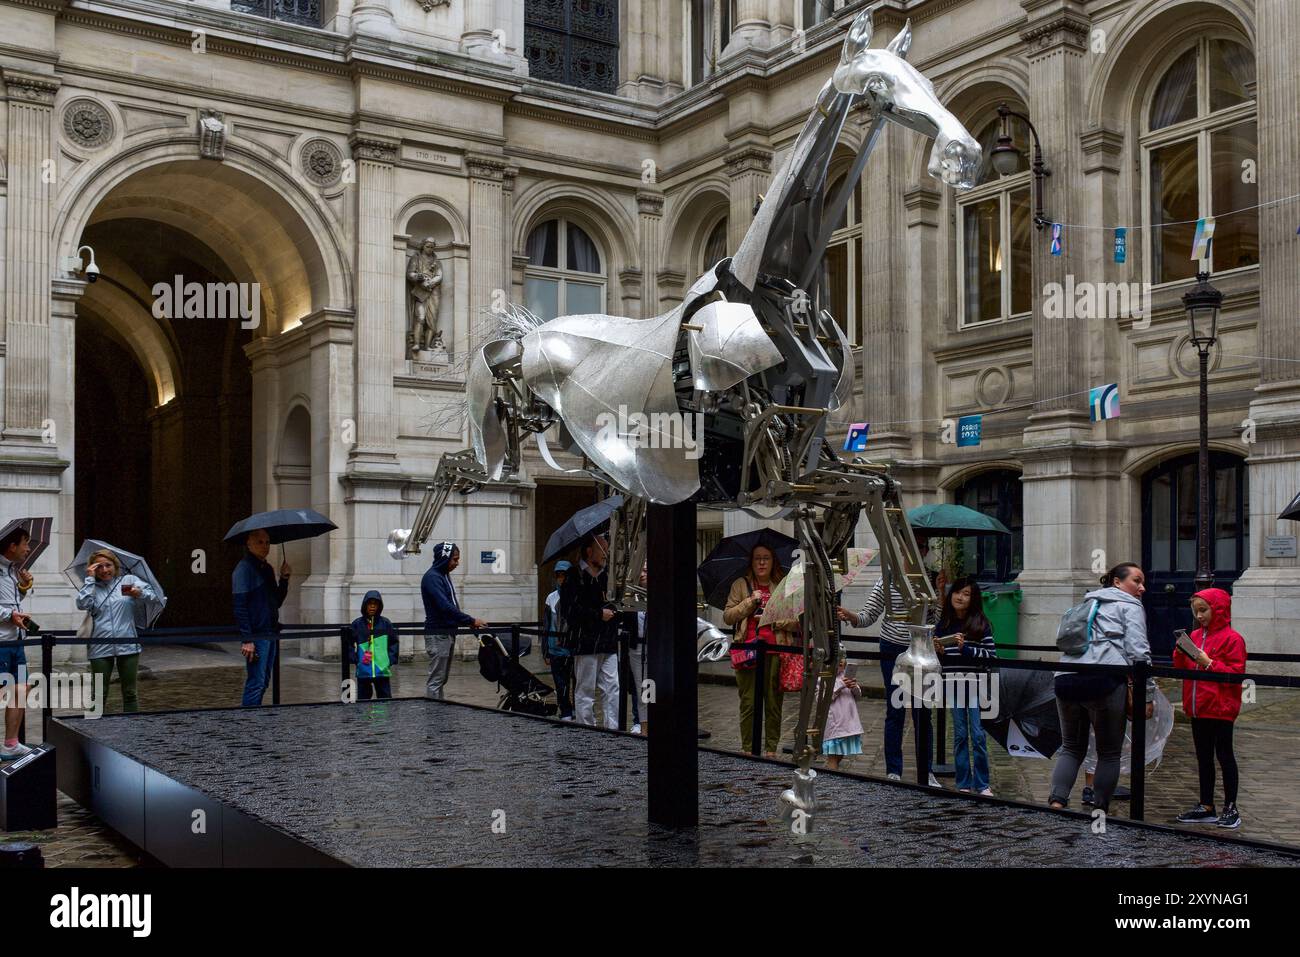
[1014,9,1114,645]
[724,145,772,252]
[2,70,59,444]
[502,165,518,307]
[636,190,663,317]
[1231,0,1300,657]
[351,0,398,39]
[460,0,496,56]
[467,153,508,342]
[723,0,771,58]
[348,133,400,468]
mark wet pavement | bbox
[17,645,1300,866]
[60,699,1300,868]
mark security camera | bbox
[63,245,99,282]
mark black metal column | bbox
[646,501,697,829]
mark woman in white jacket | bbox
[76,549,158,713]
[1048,562,1155,813]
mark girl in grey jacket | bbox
[1048,563,1154,813]
[76,549,158,713]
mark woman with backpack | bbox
[1048,562,1155,814]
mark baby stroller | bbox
[477,633,557,717]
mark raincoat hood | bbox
[1193,587,1232,631]
[360,589,384,617]
[430,541,458,574]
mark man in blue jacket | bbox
[233,528,291,707]
[421,542,485,700]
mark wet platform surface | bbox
[63,698,1299,867]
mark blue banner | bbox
[956,414,982,447]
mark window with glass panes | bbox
[1144,38,1257,284]
[823,169,862,345]
[523,219,606,322]
[957,116,1034,327]
[953,470,1023,583]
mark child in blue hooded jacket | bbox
[349,590,400,699]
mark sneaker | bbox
[886,773,901,782]
[630,723,642,735]
[1081,786,1095,805]
[928,772,941,788]
[958,788,972,793]
[0,742,33,761]
[1216,804,1241,829]
[1176,804,1219,825]
[979,788,995,797]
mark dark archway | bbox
[953,468,1024,583]
[75,218,252,627]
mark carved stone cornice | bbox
[636,190,664,217]
[1020,11,1090,58]
[350,133,399,164]
[1080,126,1125,175]
[724,145,772,178]
[3,70,59,106]
[466,152,508,181]
[502,164,518,193]
[902,185,942,227]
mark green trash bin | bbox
[982,582,1022,659]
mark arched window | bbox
[823,169,862,344]
[1144,38,1257,284]
[957,114,1034,327]
[702,216,728,272]
[524,218,606,321]
[953,469,1023,582]
[1141,451,1249,654]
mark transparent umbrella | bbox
[64,539,168,629]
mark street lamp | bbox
[1182,270,1223,591]
[989,103,1051,229]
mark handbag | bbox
[778,643,805,692]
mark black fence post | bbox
[510,623,519,660]
[750,643,766,757]
[1130,662,1148,821]
[272,635,281,706]
[41,633,54,740]
[340,626,351,702]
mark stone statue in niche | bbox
[406,238,445,359]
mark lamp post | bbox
[989,103,1051,229]
[1182,270,1223,591]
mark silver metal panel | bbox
[686,300,784,393]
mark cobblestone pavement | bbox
[19,645,1300,865]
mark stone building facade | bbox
[0,0,1295,657]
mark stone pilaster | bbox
[348,133,400,467]
[636,190,664,317]
[1231,0,1300,657]
[724,145,772,252]
[2,70,59,443]
[502,165,518,308]
[351,0,399,40]
[467,152,508,336]
[460,0,496,56]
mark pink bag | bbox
[778,645,805,692]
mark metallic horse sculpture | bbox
[388,11,980,828]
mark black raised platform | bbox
[49,699,1300,867]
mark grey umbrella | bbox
[224,508,337,545]
[64,539,168,629]
[541,495,624,565]
[1280,490,1300,522]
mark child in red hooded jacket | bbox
[1172,587,1247,830]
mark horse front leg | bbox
[780,507,839,833]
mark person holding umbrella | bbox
[560,532,620,729]
[76,549,161,713]
[233,528,292,707]
[723,543,793,757]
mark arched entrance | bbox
[1141,450,1249,654]
[65,155,346,627]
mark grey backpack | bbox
[1056,598,1100,655]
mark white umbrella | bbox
[64,540,168,629]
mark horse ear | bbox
[840,10,873,64]
[886,19,913,60]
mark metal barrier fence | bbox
[11,622,1300,825]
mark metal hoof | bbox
[779,768,817,834]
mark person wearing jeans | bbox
[1049,562,1155,812]
[935,576,996,794]
[421,542,486,700]
[0,526,34,761]
[560,533,619,730]
[233,529,290,707]
[542,561,574,719]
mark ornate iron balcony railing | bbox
[231,0,322,28]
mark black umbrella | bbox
[0,517,52,572]
[540,495,624,565]
[980,667,1062,759]
[224,508,337,545]
[697,528,800,610]
[1280,490,1300,522]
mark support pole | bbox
[1130,663,1148,821]
[646,501,697,829]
